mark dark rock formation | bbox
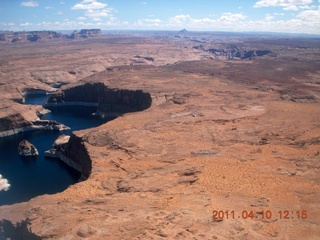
[79,29,102,38]
[0,219,42,240]
[62,133,91,180]
[69,29,102,39]
[0,114,69,138]
[0,29,102,43]
[134,55,154,62]
[179,29,188,33]
[69,30,79,39]
[27,34,41,42]
[44,134,85,178]
[0,113,31,133]
[18,140,38,156]
[44,82,152,117]
[97,89,152,116]
[0,31,63,43]
[206,45,274,60]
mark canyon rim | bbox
[0,30,319,239]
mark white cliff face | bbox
[0,174,10,191]
[18,140,39,156]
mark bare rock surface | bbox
[18,140,38,156]
[53,134,70,148]
[0,34,319,239]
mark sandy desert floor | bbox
[0,33,319,239]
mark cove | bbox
[0,94,111,206]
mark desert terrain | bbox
[0,31,319,239]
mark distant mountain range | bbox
[0,29,103,43]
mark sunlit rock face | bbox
[18,140,39,157]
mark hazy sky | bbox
[0,0,320,34]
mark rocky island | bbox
[18,140,38,157]
[0,32,319,239]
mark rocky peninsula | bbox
[0,110,70,138]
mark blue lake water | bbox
[0,95,110,205]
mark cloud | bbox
[20,22,33,27]
[283,5,300,10]
[85,9,113,21]
[168,15,191,25]
[265,14,275,21]
[218,12,247,22]
[0,174,10,192]
[21,1,39,7]
[254,0,313,11]
[165,13,247,31]
[72,0,115,21]
[296,6,320,22]
[71,0,107,10]
[254,0,313,7]
[144,18,162,23]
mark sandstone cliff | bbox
[61,133,91,180]
[0,101,35,137]
[0,31,63,43]
[44,82,152,117]
[0,113,31,133]
[0,100,70,138]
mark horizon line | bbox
[1,29,320,37]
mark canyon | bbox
[0,32,319,239]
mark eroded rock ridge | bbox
[44,82,152,117]
[0,29,103,43]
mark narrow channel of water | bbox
[0,94,109,206]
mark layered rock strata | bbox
[45,134,88,180]
[0,117,70,138]
[44,82,152,117]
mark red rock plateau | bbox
[0,32,319,239]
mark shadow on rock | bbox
[0,219,42,240]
